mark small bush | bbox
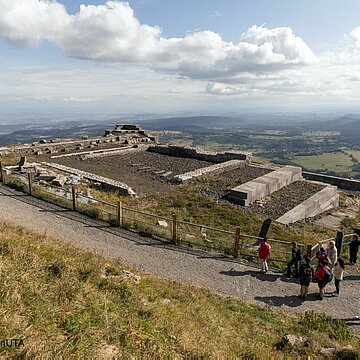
[47,263,63,278]
[335,349,360,360]
[105,266,120,276]
[0,243,10,256]
[78,268,94,282]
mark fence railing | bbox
[0,165,354,266]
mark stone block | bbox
[228,166,302,206]
[36,173,57,182]
[276,185,339,225]
[52,176,66,187]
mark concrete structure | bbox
[276,185,339,225]
[148,145,250,163]
[303,172,360,192]
[227,166,302,206]
[172,160,245,184]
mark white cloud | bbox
[0,0,316,80]
[350,27,360,46]
[0,0,66,47]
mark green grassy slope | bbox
[0,221,359,358]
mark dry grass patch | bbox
[0,221,359,358]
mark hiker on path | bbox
[316,245,328,262]
[258,237,271,274]
[349,234,360,265]
[326,240,338,268]
[332,258,345,297]
[286,241,302,277]
[298,256,313,301]
[315,259,333,300]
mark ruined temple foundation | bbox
[227,165,302,206]
[276,185,339,225]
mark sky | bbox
[1,0,360,117]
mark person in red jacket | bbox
[315,259,331,300]
[258,237,271,273]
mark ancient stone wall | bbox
[147,145,250,163]
[172,160,245,184]
[227,166,302,206]
[41,162,136,197]
[303,172,360,191]
[276,185,339,225]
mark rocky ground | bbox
[249,181,326,219]
[198,166,326,219]
[52,151,211,196]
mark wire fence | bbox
[0,165,355,266]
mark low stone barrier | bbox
[228,166,302,206]
[172,160,245,184]
[148,145,251,163]
[51,145,148,160]
[41,162,136,197]
[276,185,339,225]
[303,171,360,192]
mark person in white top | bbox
[326,240,338,268]
[332,258,345,297]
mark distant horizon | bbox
[1,109,360,126]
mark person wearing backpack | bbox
[286,242,302,278]
[258,237,271,274]
[315,259,332,300]
[332,258,345,297]
[298,256,313,301]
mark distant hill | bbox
[310,115,360,140]
[137,116,247,130]
[0,122,112,145]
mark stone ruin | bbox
[148,145,251,163]
[104,124,156,143]
[0,123,157,159]
[17,156,37,173]
[1,138,348,225]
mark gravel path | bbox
[0,183,359,330]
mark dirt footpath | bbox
[0,184,359,330]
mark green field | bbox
[345,149,360,162]
[291,152,354,173]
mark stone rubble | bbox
[41,162,137,197]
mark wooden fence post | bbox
[71,186,76,211]
[234,226,241,258]
[306,244,312,259]
[27,172,32,196]
[0,161,3,183]
[335,231,344,257]
[117,201,123,227]
[172,213,177,244]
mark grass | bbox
[291,152,354,173]
[0,220,359,358]
[91,182,333,242]
[344,149,360,162]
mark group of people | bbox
[257,234,360,301]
